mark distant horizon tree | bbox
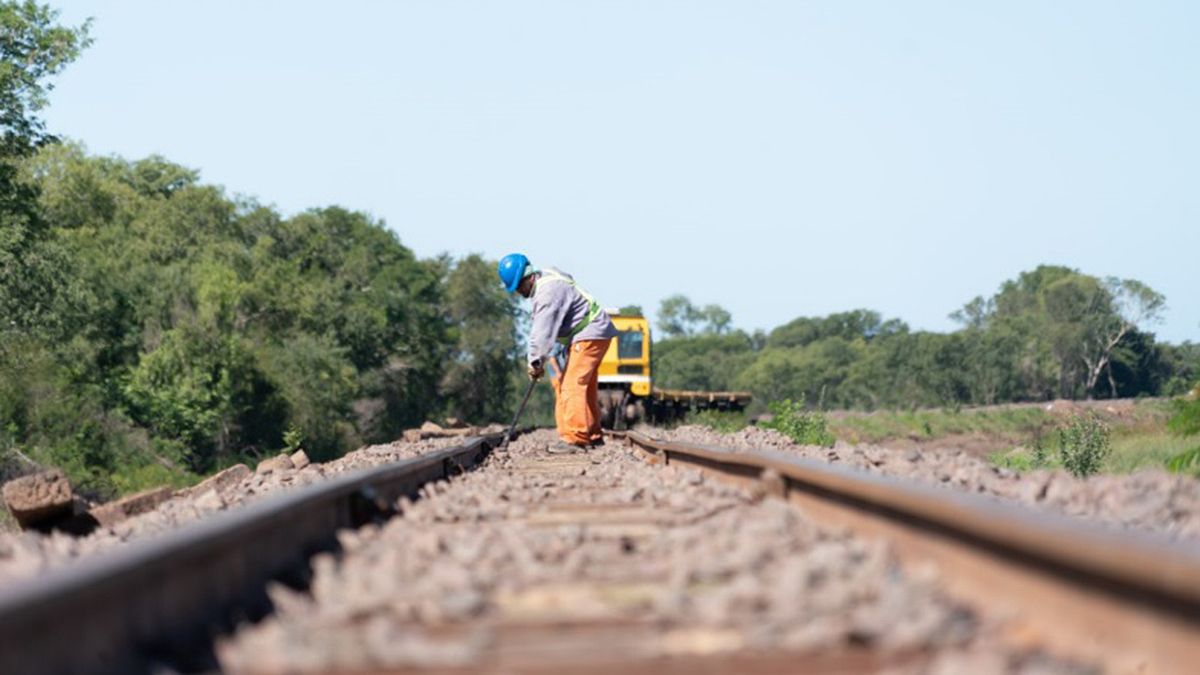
[657,294,733,338]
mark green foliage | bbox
[1057,413,1112,478]
[653,263,1172,415]
[282,427,304,454]
[768,309,907,349]
[988,449,1039,472]
[1160,343,1200,396]
[657,294,732,338]
[1,2,92,344]
[255,334,358,461]
[831,405,1054,444]
[1166,393,1200,438]
[1165,387,1200,475]
[1166,447,1200,475]
[0,1,92,152]
[965,265,1165,400]
[989,427,1191,476]
[736,338,864,409]
[686,409,748,433]
[653,331,756,393]
[762,400,836,447]
[0,141,471,486]
[439,254,519,424]
[122,327,248,466]
[1031,434,1050,468]
[1105,431,1195,474]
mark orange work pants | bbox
[549,339,612,445]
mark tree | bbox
[1,0,90,230]
[769,309,907,349]
[735,337,865,409]
[653,331,757,392]
[959,265,1165,400]
[1079,278,1164,397]
[658,294,698,338]
[0,2,91,154]
[439,254,520,423]
[4,144,459,476]
[699,304,732,335]
[657,294,734,338]
[1,3,91,340]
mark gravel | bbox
[217,430,1091,673]
[652,425,1200,541]
[0,435,485,588]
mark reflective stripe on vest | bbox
[538,270,602,346]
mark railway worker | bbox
[498,253,618,454]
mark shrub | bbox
[1031,435,1050,468]
[1167,392,1200,437]
[1165,386,1200,475]
[1057,413,1111,478]
[762,399,836,447]
[1166,447,1200,475]
[282,426,304,454]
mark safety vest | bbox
[538,269,602,346]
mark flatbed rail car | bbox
[596,310,751,426]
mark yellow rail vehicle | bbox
[597,311,751,428]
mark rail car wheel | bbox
[624,397,643,428]
[598,390,623,429]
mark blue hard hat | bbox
[497,253,530,293]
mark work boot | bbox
[546,440,587,455]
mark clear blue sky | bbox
[46,1,1198,342]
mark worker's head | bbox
[497,253,535,295]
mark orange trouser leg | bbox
[555,338,611,445]
[586,360,601,441]
[550,360,565,434]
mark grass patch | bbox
[830,400,1181,476]
[1109,432,1197,473]
[684,409,749,433]
[832,399,1170,442]
[110,461,198,495]
[988,430,1194,475]
[1166,447,1200,475]
[988,448,1042,472]
[831,406,1054,445]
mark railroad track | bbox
[1,428,1198,673]
[0,434,504,674]
[613,430,1200,674]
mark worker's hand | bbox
[527,359,544,381]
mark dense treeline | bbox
[2,144,520,495]
[654,274,1198,412]
[0,3,530,497]
[1,5,526,497]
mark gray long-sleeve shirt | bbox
[527,267,618,366]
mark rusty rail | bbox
[614,430,1200,674]
[0,433,506,674]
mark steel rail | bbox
[0,433,505,674]
[614,430,1200,674]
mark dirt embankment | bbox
[650,424,1200,541]
[827,398,1170,459]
